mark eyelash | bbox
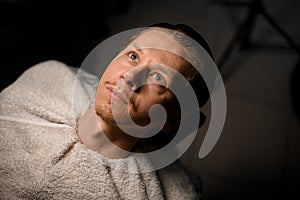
[150,72,166,85]
[128,51,139,63]
[126,51,166,85]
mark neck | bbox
[77,106,139,159]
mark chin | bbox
[95,103,151,127]
[95,104,126,126]
[95,104,115,124]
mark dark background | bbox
[1,0,300,199]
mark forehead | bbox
[136,48,188,74]
[121,29,189,74]
[129,29,185,56]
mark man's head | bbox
[94,23,213,147]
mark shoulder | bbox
[157,160,202,199]
[25,60,73,73]
[0,60,78,125]
[1,60,77,94]
[14,60,76,88]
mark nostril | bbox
[120,74,136,90]
[127,80,135,89]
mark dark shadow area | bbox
[1,0,300,199]
[0,0,129,91]
[291,59,300,122]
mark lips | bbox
[113,90,128,104]
[106,85,128,104]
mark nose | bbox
[119,74,137,91]
[119,66,149,91]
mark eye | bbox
[150,72,166,85]
[128,52,139,62]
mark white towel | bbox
[0,60,201,199]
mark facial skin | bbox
[78,30,194,157]
[95,47,188,132]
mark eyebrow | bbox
[128,43,179,75]
[130,42,140,50]
[128,43,145,55]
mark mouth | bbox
[106,85,128,105]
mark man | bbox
[0,23,213,199]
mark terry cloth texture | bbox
[0,60,201,199]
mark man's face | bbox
[95,32,188,132]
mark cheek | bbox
[133,89,170,113]
[129,94,176,126]
[101,57,126,80]
[95,70,113,104]
[96,63,120,92]
[100,64,118,82]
